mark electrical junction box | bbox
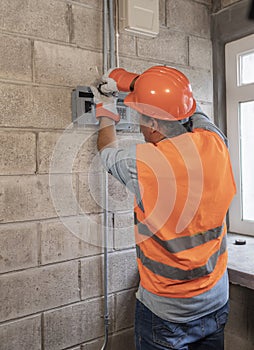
[119,0,159,38]
[72,86,98,126]
[72,87,132,131]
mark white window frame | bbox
[225,34,254,236]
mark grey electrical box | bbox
[72,86,98,126]
[72,86,132,131]
[115,91,132,131]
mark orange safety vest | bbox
[135,129,236,298]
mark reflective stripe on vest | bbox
[135,213,224,254]
[136,233,226,281]
[134,130,236,298]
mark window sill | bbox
[227,233,254,290]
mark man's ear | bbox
[151,118,159,133]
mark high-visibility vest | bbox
[135,129,236,298]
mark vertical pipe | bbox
[115,0,120,68]
[101,1,109,350]
[103,0,108,74]
[109,0,115,68]
[101,172,109,350]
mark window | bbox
[225,34,254,236]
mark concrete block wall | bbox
[0,0,213,349]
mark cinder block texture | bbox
[189,36,212,70]
[38,130,99,174]
[108,175,134,211]
[77,133,102,173]
[43,297,113,350]
[107,250,138,293]
[166,0,210,38]
[79,171,134,214]
[38,131,69,174]
[0,0,69,42]
[0,131,36,175]
[34,41,102,86]
[181,68,213,102]
[80,250,138,299]
[0,34,32,81]
[70,0,102,8]
[0,174,77,223]
[118,33,137,57]
[0,315,41,350]
[0,261,79,322]
[113,211,135,250]
[115,289,136,331]
[40,217,103,265]
[79,172,104,214]
[0,83,72,129]
[119,57,161,76]
[137,29,187,65]
[80,256,103,299]
[72,5,102,50]
[81,329,135,350]
[108,328,136,350]
[0,222,38,273]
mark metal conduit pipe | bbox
[101,1,110,349]
[101,171,109,350]
[115,0,120,68]
[109,0,115,69]
[103,0,108,74]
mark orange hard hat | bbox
[124,66,196,121]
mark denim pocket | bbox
[152,314,187,349]
[215,302,229,329]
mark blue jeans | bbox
[135,299,229,350]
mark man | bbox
[95,66,236,350]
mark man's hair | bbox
[141,114,193,137]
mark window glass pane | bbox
[240,101,254,221]
[239,51,254,85]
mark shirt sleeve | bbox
[191,104,228,146]
[99,145,143,209]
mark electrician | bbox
[95,65,236,350]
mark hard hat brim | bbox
[124,93,196,122]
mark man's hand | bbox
[99,68,118,95]
[90,87,118,151]
[90,86,120,123]
[99,68,139,95]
